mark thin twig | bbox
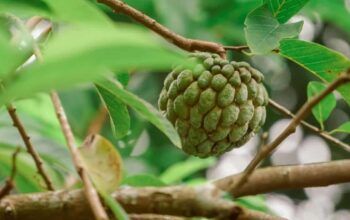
[98,0,226,58]
[86,106,108,136]
[0,148,20,199]
[223,45,249,52]
[269,98,350,152]
[50,78,109,220]
[50,92,109,220]
[30,20,109,220]
[232,73,350,190]
[6,104,55,191]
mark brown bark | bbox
[215,160,350,197]
[0,187,238,220]
[1,160,349,219]
[0,187,282,220]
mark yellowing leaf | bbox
[79,134,123,193]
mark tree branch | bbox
[0,186,281,220]
[0,148,20,199]
[232,73,350,189]
[97,0,226,58]
[268,98,350,152]
[214,159,350,197]
[1,160,349,219]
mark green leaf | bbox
[100,191,129,220]
[96,85,130,138]
[235,195,269,212]
[115,72,130,87]
[79,134,123,194]
[307,81,336,130]
[330,122,350,134]
[95,78,182,149]
[160,157,216,184]
[0,24,183,106]
[121,174,166,187]
[42,0,113,27]
[279,39,350,106]
[0,0,50,18]
[244,5,303,54]
[306,0,350,37]
[0,16,32,77]
[265,0,310,23]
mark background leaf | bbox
[330,122,350,134]
[306,0,350,37]
[95,79,182,149]
[279,39,350,106]
[79,134,123,194]
[0,143,62,192]
[244,5,303,54]
[307,81,336,130]
[159,157,216,184]
[97,85,130,138]
[265,0,311,23]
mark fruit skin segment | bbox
[158,53,268,158]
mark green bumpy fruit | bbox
[158,53,268,158]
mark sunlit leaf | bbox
[307,81,336,130]
[279,39,350,106]
[97,85,130,138]
[95,78,182,149]
[160,157,216,184]
[0,0,50,18]
[79,134,123,194]
[265,0,311,23]
[0,16,32,77]
[121,174,166,187]
[244,5,303,54]
[0,25,183,106]
[42,0,113,26]
[330,121,350,134]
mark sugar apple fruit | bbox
[158,53,268,158]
